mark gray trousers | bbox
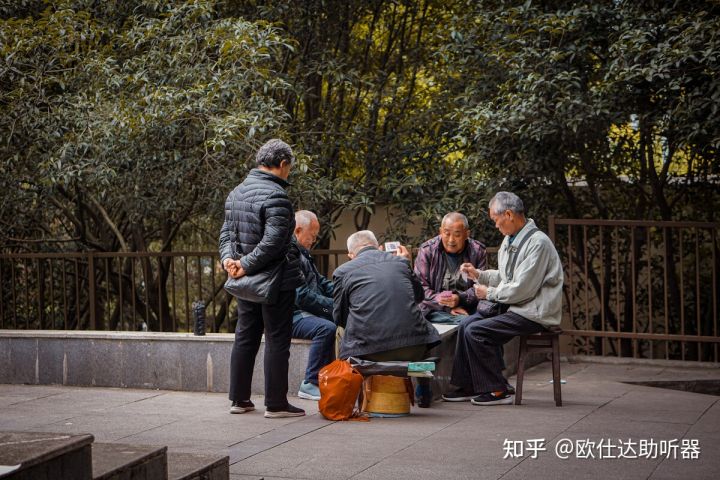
[450,311,544,393]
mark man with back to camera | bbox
[291,210,336,401]
[333,230,440,362]
[219,139,306,418]
[414,212,487,324]
[442,191,563,406]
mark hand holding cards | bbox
[438,290,453,300]
[460,262,479,283]
[384,241,400,254]
[437,290,458,308]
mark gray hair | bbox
[295,210,318,228]
[347,230,379,255]
[441,212,469,230]
[256,139,295,168]
[489,191,525,215]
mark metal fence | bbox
[551,218,720,362]
[2,219,718,362]
[0,247,496,334]
[0,252,229,333]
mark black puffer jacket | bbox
[219,169,303,292]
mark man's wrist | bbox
[486,286,496,302]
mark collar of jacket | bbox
[356,245,378,257]
[249,168,291,187]
[504,218,537,253]
[296,241,311,258]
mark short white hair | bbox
[489,191,525,215]
[295,210,318,228]
[346,230,378,255]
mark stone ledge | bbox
[0,326,461,396]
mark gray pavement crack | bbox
[497,390,628,479]
[645,396,720,480]
[226,413,334,465]
[6,391,65,407]
[346,413,472,479]
[114,418,182,441]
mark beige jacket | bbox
[477,219,563,327]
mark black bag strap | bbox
[507,227,539,280]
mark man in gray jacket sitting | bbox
[333,230,440,362]
[443,191,563,406]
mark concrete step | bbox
[0,431,94,480]
[91,443,167,480]
[167,451,229,480]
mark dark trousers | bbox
[291,314,336,385]
[229,289,294,409]
[451,311,544,393]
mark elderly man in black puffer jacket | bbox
[219,139,305,419]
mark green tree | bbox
[229,0,472,245]
[1,1,293,329]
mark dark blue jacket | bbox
[219,169,303,292]
[293,245,334,321]
[333,247,440,358]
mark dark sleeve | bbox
[318,274,334,298]
[332,269,349,328]
[295,275,333,320]
[409,267,425,304]
[477,245,488,271]
[239,194,293,275]
[413,247,441,311]
[218,194,234,266]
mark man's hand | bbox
[473,284,488,299]
[395,244,412,261]
[437,292,460,308]
[460,263,479,281]
[223,258,246,279]
[450,307,468,316]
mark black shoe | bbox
[442,388,476,402]
[264,403,306,418]
[506,384,515,395]
[470,391,513,406]
[230,400,255,414]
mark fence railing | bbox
[3,220,718,363]
[0,246,497,334]
[0,251,229,333]
[550,218,720,362]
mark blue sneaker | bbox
[298,380,321,401]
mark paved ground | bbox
[1,359,718,480]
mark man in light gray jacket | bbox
[442,191,563,406]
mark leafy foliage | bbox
[1,1,292,252]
